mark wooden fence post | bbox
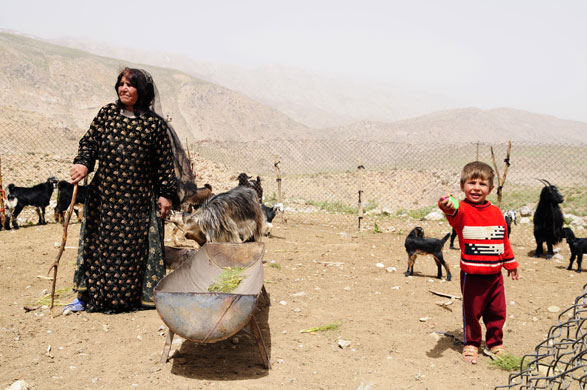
[490,141,512,210]
[357,162,365,231]
[0,156,5,228]
[274,155,286,223]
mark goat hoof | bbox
[404,271,411,277]
[446,274,452,282]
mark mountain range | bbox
[1,30,586,145]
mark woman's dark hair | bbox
[114,68,155,112]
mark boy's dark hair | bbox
[114,68,155,112]
[460,161,495,187]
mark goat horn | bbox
[537,179,548,186]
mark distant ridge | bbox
[0,31,585,145]
[324,107,587,144]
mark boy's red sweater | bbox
[441,199,518,275]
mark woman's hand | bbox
[158,196,172,219]
[70,164,88,184]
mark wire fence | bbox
[495,283,587,390]
[1,122,586,227]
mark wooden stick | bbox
[357,162,365,231]
[48,184,78,317]
[274,155,286,223]
[490,142,513,209]
[429,290,461,300]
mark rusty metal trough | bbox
[154,242,271,368]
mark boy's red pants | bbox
[460,270,506,349]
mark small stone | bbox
[137,335,143,341]
[375,263,385,268]
[386,267,397,273]
[5,380,30,390]
[548,306,560,313]
[343,286,351,291]
[279,300,287,306]
[291,291,305,297]
[338,339,351,349]
[419,317,429,322]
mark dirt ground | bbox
[1,212,585,390]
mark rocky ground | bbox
[1,212,586,390]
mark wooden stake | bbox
[274,155,286,223]
[357,162,365,231]
[490,141,512,209]
[48,184,78,317]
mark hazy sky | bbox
[2,0,587,122]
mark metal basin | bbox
[154,242,265,343]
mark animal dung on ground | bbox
[208,266,246,293]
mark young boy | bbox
[438,161,519,364]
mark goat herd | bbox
[1,176,585,273]
[0,173,284,248]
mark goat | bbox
[533,179,564,259]
[180,186,263,246]
[261,202,284,236]
[404,226,452,281]
[562,227,587,273]
[54,180,89,223]
[237,173,263,202]
[2,194,18,230]
[4,177,58,229]
[174,180,213,212]
[504,209,517,238]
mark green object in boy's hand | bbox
[448,195,459,209]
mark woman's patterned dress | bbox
[72,103,177,313]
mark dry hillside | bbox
[0,32,313,143]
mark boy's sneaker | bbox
[64,298,85,312]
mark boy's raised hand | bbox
[508,268,519,280]
[438,193,456,214]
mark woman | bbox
[66,68,190,313]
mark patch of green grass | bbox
[32,286,72,307]
[495,186,587,216]
[394,206,435,219]
[300,321,342,333]
[306,200,357,214]
[373,222,381,233]
[269,262,282,270]
[208,267,246,293]
[489,352,527,372]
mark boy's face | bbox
[461,177,494,204]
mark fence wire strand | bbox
[1,123,586,225]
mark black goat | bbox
[504,209,517,237]
[54,181,89,223]
[562,227,587,273]
[533,179,564,259]
[4,177,58,229]
[237,173,263,203]
[261,202,284,236]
